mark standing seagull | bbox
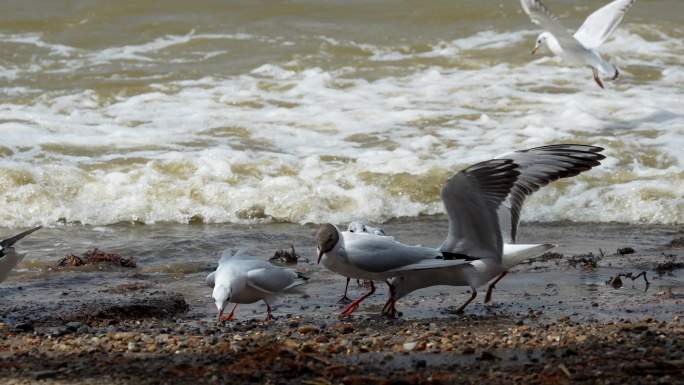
[521,0,636,88]
[0,226,42,284]
[207,250,307,322]
[335,222,387,304]
[317,159,521,317]
[383,144,605,317]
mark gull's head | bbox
[316,223,339,264]
[213,284,231,320]
[347,221,366,233]
[532,32,553,55]
[388,275,420,301]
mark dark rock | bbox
[65,321,84,331]
[479,351,498,361]
[66,293,189,322]
[617,247,635,255]
[12,322,33,332]
[32,370,59,380]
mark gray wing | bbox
[520,0,589,51]
[439,159,519,261]
[246,266,298,294]
[343,233,442,273]
[496,144,605,243]
[574,0,635,49]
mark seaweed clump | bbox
[57,248,137,268]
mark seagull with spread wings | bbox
[383,145,605,317]
[316,159,521,317]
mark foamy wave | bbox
[0,24,682,227]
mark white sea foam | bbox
[0,24,682,227]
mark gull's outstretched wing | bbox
[574,0,635,49]
[440,159,520,261]
[520,0,588,51]
[246,266,298,294]
[496,144,605,243]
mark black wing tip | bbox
[1,226,42,248]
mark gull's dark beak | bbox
[317,249,323,264]
[531,45,539,55]
[1,226,42,248]
[217,307,224,324]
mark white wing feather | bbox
[573,0,636,49]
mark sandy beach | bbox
[1,219,682,384]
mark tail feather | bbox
[283,272,309,293]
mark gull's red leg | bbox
[381,280,398,318]
[453,289,477,314]
[485,271,508,304]
[264,302,273,321]
[338,277,352,304]
[340,281,375,317]
[219,304,238,321]
[593,67,605,89]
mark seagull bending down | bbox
[0,226,42,284]
[521,0,635,89]
[317,159,521,317]
[383,144,605,317]
[207,250,307,322]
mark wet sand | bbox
[1,219,683,384]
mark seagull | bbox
[335,222,388,304]
[383,144,605,317]
[520,0,636,89]
[316,159,521,317]
[0,226,42,284]
[206,250,308,322]
[347,222,386,236]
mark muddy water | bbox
[1,219,682,326]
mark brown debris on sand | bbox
[607,271,649,289]
[269,245,303,264]
[57,248,137,268]
[668,237,684,248]
[567,251,601,269]
[655,254,684,276]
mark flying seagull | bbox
[521,0,636,88]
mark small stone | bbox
[298,325,319,334]
[403,342,417,351]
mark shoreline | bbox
[1,220,682,384]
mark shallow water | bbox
[0,0,683,227]
[2,220,682,324]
